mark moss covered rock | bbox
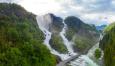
[49,34,68,53]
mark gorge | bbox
[36,13,101,66]
[0,3,114,66]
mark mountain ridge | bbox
[64,16,100,53]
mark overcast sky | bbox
[0,0,115,25]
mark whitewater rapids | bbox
[36,16,76,60]
[36,15,103,66]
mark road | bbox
[56,54,81,66]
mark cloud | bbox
[0,0,115,25]
[18,0,63,15]
[0,0,21,3]
[55,0,115,25]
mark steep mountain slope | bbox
[0,3,56,66]
[64,16,100,53]
[48,13,64,34]
[99,22,115,66]
[39,15,100,54]
[39,14,68,53]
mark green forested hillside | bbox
[49,34,68,53]
[100,23,115,66]
[0,3,56,66]
[64,16,99,53]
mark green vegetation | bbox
[94,49,101,59]
[100,23,115,66]
[0,3,56,66]
[64,16,98,33]
[64,16,99,53]
[104,22,115,33]
[46,14,67,53]
[65,28,75,40]
[73,34,97,53]
[49,34,68,53]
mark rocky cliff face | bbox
[40,13,68,53]
[64,16,100,53]
[41,14,100,54]
[42,13,64,34]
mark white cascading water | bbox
[70,35,103,66]
[60,21,76,56]
[36,15,103,66]
[36,16,76,60]
[70,55,98,66]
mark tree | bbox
[94,49,101,59]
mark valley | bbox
[0,2,115,66]
[36,13,102,66]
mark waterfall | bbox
[60,21,76,56]
[36,16,59,54]
[36,16,76,60]
[36,15,104,66]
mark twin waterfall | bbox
[36,15,101,66]
[36,16,76,60]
